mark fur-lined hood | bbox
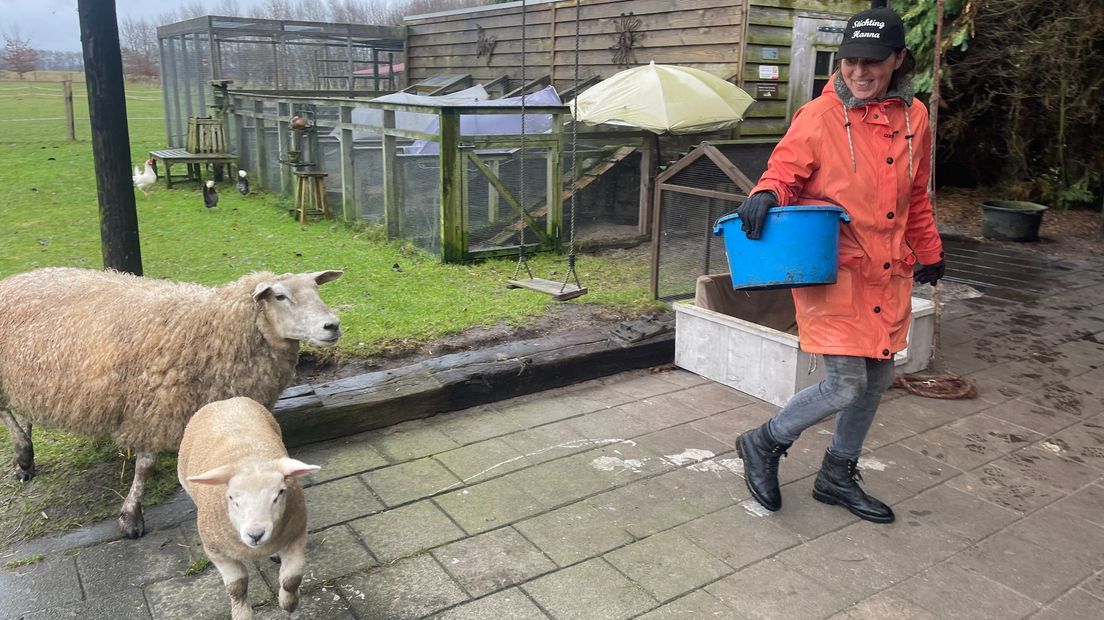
[832,71,917,109]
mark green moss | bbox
[3,554,44,570]
[184,557,211,576]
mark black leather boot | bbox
[812,451,895,523]
[735,422,791,511]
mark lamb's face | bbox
[254,270,343,346]
[225,468,288,548]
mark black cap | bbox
[837,7,906,61]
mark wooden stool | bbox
[293,171,331,224]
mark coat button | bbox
[886,157,894,164]
[873,113,880,119]
[874,306,882,313]
[883,262,891,269]
[886,212,895,219]
[882,349,890,356]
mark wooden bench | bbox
[150,117,236,188]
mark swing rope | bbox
[511,0,534,281]
[560,0,584,293]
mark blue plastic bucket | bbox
[712,205,850,289]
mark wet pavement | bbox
[3,239,1104,619]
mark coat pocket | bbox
[796,269,855,317]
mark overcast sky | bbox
[3,1,273,52]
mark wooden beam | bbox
[339,104,357,222]
[381,109,402,239]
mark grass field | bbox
[0,79,657,549]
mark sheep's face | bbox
[253,270,343,346]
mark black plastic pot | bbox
[980,200,1047,241]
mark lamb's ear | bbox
[312,270,343,286]
[252,282,274,302]
[188,464,237,485]
[274,457,321,479]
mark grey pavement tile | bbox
[632,424,734,464]
[876,393,994,434]
[513,502,635,568]
[891,562,1039,619]
[827,591,940,620]
[775,427,834,484]
[257,525,376,590]
[676,504,802,570]
[648,463,746,515]
[670,381,756,416]
[626,392,721,429]
[769,478,860,540]
[992,441,1103,494]
[566,382,643,410]
[497,420,592,466]
[426,405,526,447]
[430,587,549,619]
[290,433,389,485]
[434,475,545,534]
[434,437,530,484]
[431,527,555,598]
[826,519,972,586]
[75,525,194,592]
[652,368,711,389]
[893,483,1019,542]
[950,532,1096,603]
[364,419,462,463]
[1003,506,1104,565]
[854,415,916,450]
[337,554,469,620]
[855,444,962,505]
[304,475,385,529]
[1052,483,1104,527]
[984,396,1084,435]
[972,359,1071,395]
[634,590,735,619]
[1046,418,1104,471]
[901,413,1042,471]
[522,558,657,620]
[360,457,463,508]
[145,563,272,620]
[584,471,722,540]
[1033,589,1104,620]
[0,555,82,617]
[603,371,688,400]
[504,451,617,508]
[1017,381,1104,420]
[500,393,606,429]
[604,530,731,603]
[565,406,667,442]
[16,588,150,620]
[253,588,357,619]
[1080,569,1104,601]
[688,405,776,447]
[947,461,1068,514]
[705,557,850,619]
[349,500,465,563]
[569,440,678,489]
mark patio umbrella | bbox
[569,62,755,134]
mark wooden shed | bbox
[404,0,869,138]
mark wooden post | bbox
[62,80,76,140]
[78,0,142,275]
[339,105,357,222]
[638,134,656,236]
[382,109,402,239]
[253,99,268,190]
[547,112,564,249]
[439,108,463,262]
[277,101,292,196]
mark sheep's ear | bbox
[274,457,320,479]
[252,282,274,302]
[188,464,237,485]
[312,270,343,286]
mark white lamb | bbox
[0,267,341,538]
[179,397,319,620]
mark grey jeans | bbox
[767,355,896,460]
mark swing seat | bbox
[507,277,588,301]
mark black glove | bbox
[914,260,945,285]
[735,191,778,240]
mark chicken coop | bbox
[157,15,404,147]
[651,140,778,301]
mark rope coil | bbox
[892,372,977,399]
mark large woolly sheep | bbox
[179,397,318,620]
[0,267,341,538]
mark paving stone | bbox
[626,392,720,429]
[632,424,733,464]
[252,588,357,619]
[75,525,193,592]
[431,587,549,619]
[505,452,615,508]
[859,443,963,496]
[522,558,656,620]
[648,463,746,515]
[652,368,711,389]
[670,381,755,416]
[513,502,635,567]
[16,588,150,620]
[497,420,592,466]
[705,558,850,619]
[950,532,1095,603]
[774,428,835,484]
[1003,506,1104,565]
[337,554,468,620]
[984,396,1083,435]
[501,393,606,429]
[828,591,940,619]
[990,441,1102,493]
[604,530,731,602]
[365,419,462,462]
[0,555,81,617]
[565,406,666,442]
[901,413,1042,471]
[426,405,526,446]
[688,405,775,447]
[256,524,376,590]
[893,484,1019,542]
[290,433,389,484]
[566,439,677,490]
[349,501,466,563]
[305,475,385,529]
[1079,569,1104,601]
[1016,382,1103,421]
[971,359,1069,395]
[776,526,922,602]
[676,504,802,570]
[1033,588,1104,620]
[820,519,971,589]
[434,438,530,484]
[145,562,272,620]
[361,457,463,508]
[1046,418,1104,471]
[947,460,1067,514]
[634,590,735,619]
[604,371,688,400]
[876,394,993,434]
[891,562,1039,620]
[434,475,545,534]
[768,478,860,540]
[567,382,643,410]
[584,472,719,539]
[1052,483,1104,527]
[854,416,916,450]
[432,527,555,597]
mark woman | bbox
[733,6,944,524]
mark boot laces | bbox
[847,460,864,483]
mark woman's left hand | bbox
[914,260,945,285]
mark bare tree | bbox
[120,17,159,79]
[2,28,39,79]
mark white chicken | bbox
[236,169,250,195]
[132,159,157,197]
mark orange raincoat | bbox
[751,79,943,359]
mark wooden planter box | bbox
[674,275,934,407]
